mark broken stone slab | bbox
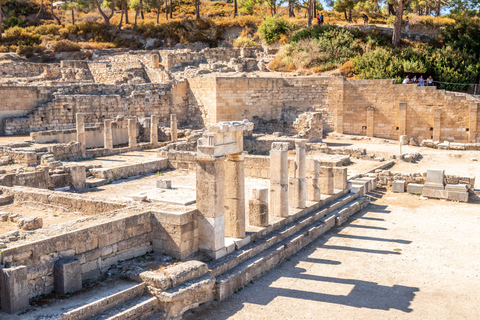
[407,183,423,194]
[140,261,208,291]
[17,217,43,230]
[128,194,148,201]
[392,180,405,193]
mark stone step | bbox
[57,283,146,320]
[86,178,108,188]
[215,196,368,300]
[91,294,163,320]
[208,190,361,278]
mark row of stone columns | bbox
[76,113,178,154]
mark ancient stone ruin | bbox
[0,46,477,319]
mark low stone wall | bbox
[375,170,475,191]
[90,159,168,183]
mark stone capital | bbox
[295,139,308,147]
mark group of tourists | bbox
[317,13,324,25]
[402,75,435,86]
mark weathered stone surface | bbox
[392,180,405,193]
[0,266,29,314]
[17,216,43,230]
[54,257,82,294]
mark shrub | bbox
[258,16,290,45]
[233,37,258,47]
[2,26,41,47]
[51,40,81,52]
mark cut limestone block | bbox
[0,266,29,314]
[392,180,405,193]
[447,191,469,202]
[407,183,423,194]
[54,257,82,294]
[156,179,172,189]
[17,217,43,230]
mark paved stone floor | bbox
[185,191,480,320]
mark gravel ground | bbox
[184,191,480,320]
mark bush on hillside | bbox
[51,40,81,52]
[258,16,290,45]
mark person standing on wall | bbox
[362,13,368,25]
[317,14,321,25]
[405,17,410,32]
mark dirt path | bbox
[184,191,480,320]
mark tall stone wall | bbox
[4,82,202,134]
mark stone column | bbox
[0,266,29,314]
[333,167,348,191]
[128,118,137,148]
[249,187,269,227]
[319,166,334,195]
[433,107,441,141]
[289,139,307,209]
[224,153,245,238]
[104,119,113,151]
[151,115,158,146]
[306,159,320,201]
[151,54,159,68]
[170,114,178,142]
[366,106,375,137]
[269,142,289,217]
[399,101,407,137]
[196,156,226,258]
[70,165,86,190]
[76,113,86,157]
[469,102,478,142]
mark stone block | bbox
[424,169,445,189]
[54,257,82,295]
[156,179,172,189]
[269,183,289,217]
[422,188,448,199]
[407,183,423,194]
[447,191,469,202]
[392,180,405,193]
[445,183,468,192]
[249,199,269,227]
[17,217,43,230]
[0,266,29,314]
[250,187,268,202]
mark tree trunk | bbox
[156,7,160,24]
[34,0,43,26]
[344,11,348,21]
[436,3,440,16]
[234,0,237,17]
[118,9,124,29]
[388,3,396,15]
[95,0,114,30]
[307,0,312,26]
[134,10,138,30]
[125,2,129,24]
[71,0,75,24]
[51,3,61,25]
[169,0,172,19]
[348,10,352,22]
[392,0,404,47]
[0,6,3,36]
[165,0,168,20]
[140,0,144,19]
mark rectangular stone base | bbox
[447,191,469,202]
[422,188,448,199]
[392,180,406,193]
[407,183,423,194]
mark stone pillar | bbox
[151,115,158,146]
[128,118,137,148]
[76,113,86,157]
[224,153,245,238]
[366,106,375,137]
[469,102,478,143]
[319,166,334,195]
[54,258,82,294]
[269,142,289,217]
[306,159,320,201]
[104,119,113,151]
[170,114,178,142]
[70,165,86,190]
[333,167,348,191]
[196,156,225,258]
[335,77,345,134]
[249,187,269,227]
[433,107,441,141]
[289,139,307,209]
[0,266,29,314]
[151,54,159,68]
[399,101,407,137]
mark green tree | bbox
[0,0,7,35]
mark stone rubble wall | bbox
[375,170,475,191]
